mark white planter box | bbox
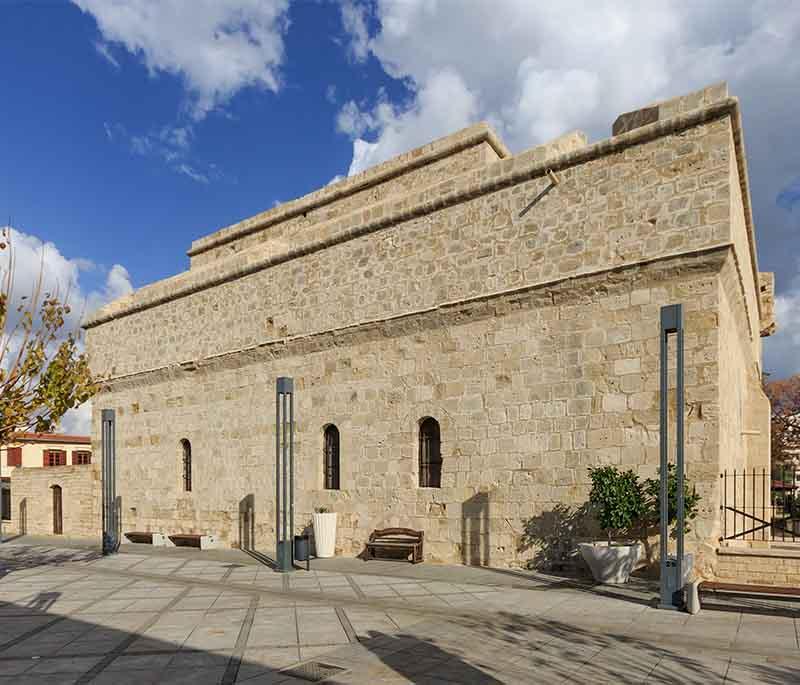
[312,512,338,558]
[579,542,642,584]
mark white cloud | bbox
[336,0,800,375]
[337,2,800,168]
[340,1,370,63]
[325,84,338,104]
[94,40,120,69]
[73,0,290,120]
[0,227,133,435]
[765,263,800,379]
[340,68,479,175]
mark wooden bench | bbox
[169,534,202,548]
[124,532,154,544]
[365,528,424,564]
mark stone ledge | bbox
[717,545,800,560]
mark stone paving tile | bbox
[104,652,176,670]
[645,651,730,683]
[237,646,298,680]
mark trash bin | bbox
[294,535,309,561]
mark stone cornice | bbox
[84,97,757,330]
[187,122,511,258]
[98,245,730,391]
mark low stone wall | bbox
[715,545,800,585]
[6,465,102,538]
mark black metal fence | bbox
[720,467,800,542]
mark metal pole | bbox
[289,388,294,567]
[101,409,117,555]
[275,383,280,566]
[659,308,670,608]
[675,306,685,602]
[659,304,685,610]
[276,377,294,572]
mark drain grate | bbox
[281,661,348,682]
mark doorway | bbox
[52,486,63,535]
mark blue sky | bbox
[1,0,799,396]
[1,1,402,293]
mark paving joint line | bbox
[294,601,301,662]
[75,584,195,684]
[221,594,259,685]
[0,577,141,654]
[344,575,366,599]
[335,607,359,643]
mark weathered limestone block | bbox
[84,85,769,574]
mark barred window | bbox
[181,439,192,492]
[419,417,442,488]
[324,425,340,490]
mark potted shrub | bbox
[579,466,646,584]
[312,507,337,558]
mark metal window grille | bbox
[181,440,192,492]
[721,466,800,543]
[419,418,442,488]
[324,425,340,490]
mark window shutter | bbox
[43,449,49,467]
[72,450,78,465]
[59,450,67,466]
[7,447,21,467]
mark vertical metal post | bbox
[101,409,118,555]
[675,310,685,596]
[659,304,685,610]
[275,377,295,572]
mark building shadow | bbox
[461,491,490,566]
[239,494,255,551]
[1,546,800,684]
[517,503,593,575]
[26,591,60,612]
[361,629,504,683]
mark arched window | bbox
[324,425,340,490]
[419,417,442,488]
[181,439,192,492]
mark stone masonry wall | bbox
[85,89,769,571]
[90,252,726,570]
[6,465,101,538]
[715,547,800,586]
[190,139,504,268]
[87,115,740,379]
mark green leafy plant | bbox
[642,464,701,537]
[587,466,646,544]
[314,507,330,514]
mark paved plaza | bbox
[0,540,799,683]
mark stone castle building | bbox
[84,83,776,575]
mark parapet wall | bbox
[188,123,510,268]
[86,101,752,382]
